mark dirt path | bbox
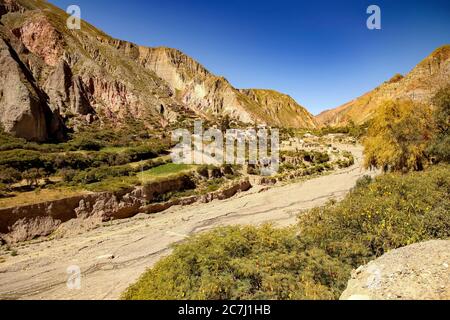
[0,144,376,300]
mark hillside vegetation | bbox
[123,88,450,300]
[123,164,450,300]
[363,86,450,172]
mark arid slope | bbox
[316,46,450,127]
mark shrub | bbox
[122,225,350,300]
[0,166,22,187]
[311,151,330,164]
[0,150,44,171]
[354,175,373,190]
[71,138,104,151]
[59,168,78,183]
[221,164,234,176]
[22,168,47,187]
[122,164,450,300]
[73,165,135,185]
[299,164,450,266]
[280,163,295,173]
[363,99,434,172]
[123,145,159,162]
[428,86,450,163]
[196,165,209,178]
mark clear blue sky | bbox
[49,0,450,115]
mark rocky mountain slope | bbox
[239,89,318,128]
[0,0,317,142]
[316,45,450,127]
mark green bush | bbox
[299,164,450,266]
[70,138,104,151]
[311,151,330,164]
[196,165,210,178]
[22,168,47,187]
[0,150,44,171]
[59,168,78,183]
[0,166,22,187]
[73,165,135,184]
[354,175,373,190]
[123,164,450,300]
[0,182,7,197]
[316,122,368,138]
[428,86,450,163]
[122,225,350,300]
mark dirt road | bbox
[0,144,375,300]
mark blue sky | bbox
[49,0,450,115]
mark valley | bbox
[0,0,448,302]
[0,144,374,300]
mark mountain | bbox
[239,89,317,128]
[0,0,317,142]
[316,45,450,127]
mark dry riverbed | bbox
[0,144,376,300]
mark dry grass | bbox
[0,188,87,209]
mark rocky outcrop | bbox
[12,17,64,67]
[316,45,450,127]
[44,60,94,116]
[340,240,450,300]
[0,37,58,141]
[0,0,179,134]
[137,48,318,128]
[0,176,251,244]
[0,193,96,244]
[138,47,257,124]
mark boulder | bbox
[0,38,49,141]
[340,240,450,300]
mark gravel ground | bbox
[341,240,450,300]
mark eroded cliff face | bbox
[13,16,64,67]
[0,0,184,137]
[0,36,63,141]
[137,47,259,124]
[0,177,251,244]
[316,45,450,127]
[0,0,317,141]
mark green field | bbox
[138,163,194,178]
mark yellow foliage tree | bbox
[363,99,434,172]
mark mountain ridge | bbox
[0,0,317,142]
[316,45,450,127]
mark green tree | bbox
[22,168,46,188]
[0,167,22,190]
[363,99,434,172]
[0,183,7,197]
[428,86,450,163]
